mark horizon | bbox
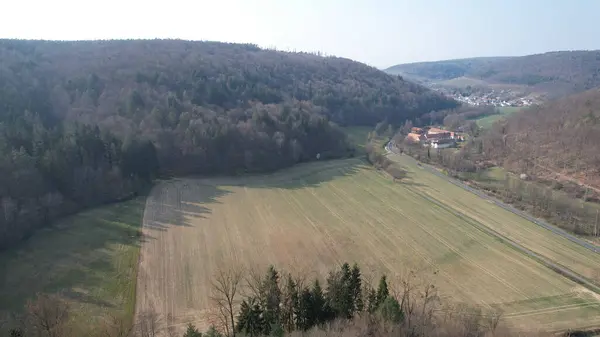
[3,37,598,69]
[3,0,600,68]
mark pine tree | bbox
[205,326,223,337]
[295,286,312,331]
[325,270,342,319]
[311,279,330,324]
[236,298,264,337]
[260,266,281,335]
[376,275,389,308]
[350,263,363,314]
[378,297,404,324]
[236,300,251,333]
[325,263,354,319]
[366,287,377,313]
[183,323,202,337]
[281,273,298,332]
[340,263,353,318]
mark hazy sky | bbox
[2,0,599,68]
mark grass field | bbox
[0,198,145,333]
[476,106,523,128]
[137,157,600,333]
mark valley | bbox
[136,156,600,334]
[1,38,600,337]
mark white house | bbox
[430,139,455,149]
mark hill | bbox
[0,39,457,250]
[386,51,600,97]
[480,88,600,191]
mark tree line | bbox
[3,263,519,337]
[0,113,158,250]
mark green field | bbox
[138,156,600,333]
[0,198,145,333]
[476,106,523,128]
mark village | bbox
[404,126,465,148]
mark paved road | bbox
[385,141,599,254]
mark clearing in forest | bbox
[137,158,600,333]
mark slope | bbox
[138,158,600,333]
[385,51,600,97]
[479,88,600,190]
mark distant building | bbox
[411,127,424,134]
[406,126,463,148]
[430,138,455,149]
[405,132,426,143]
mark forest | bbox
[0,39,457,250]
[479,88,600,187]
[386,51,600,97]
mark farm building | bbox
[405,132,426,143]
[405,126,462,148]
[405,126,463,148]
[430,138,456,149]
[411,127,425,134]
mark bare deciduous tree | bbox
[486,309,504,336]
[211,266,245,337]
[135,309,163,337]
[25,293,70,337]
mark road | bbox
[385,141,599,255]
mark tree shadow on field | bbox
[237,158,364,190]
[0,197,147,325]
[143,179,232,231]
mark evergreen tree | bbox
[183,323,202,337]
[378,297,404,324]
[205,326,223,337]
[340,263,354,318]
[311,279,331,325]
[281,273,298,332]
[236,298,264,337]
[350,263,363,314]
[325,270,342,318]
[366,287,378,313]
[295,286,312,331]
[260,266,281,335]
[376,275,389,308]
[325,263,354,319]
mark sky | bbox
[2,0,600,68]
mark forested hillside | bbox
[480,88,600,189]
[0,39,457,249]
[386,51,600,97]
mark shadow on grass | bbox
[0,196,148,326]
[143,179,232,233]
[240,158,364,190]
[398,170,429,188]
[142,159,365,233]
